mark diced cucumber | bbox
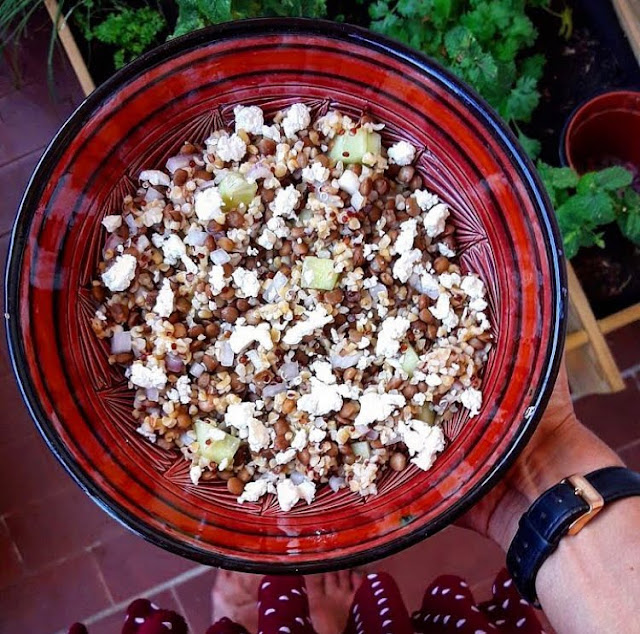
[400,346,420,376]
[351,441,371,460]
[418,404,436,425]
[329,129,382,164]
[195,420,241,464]
[219,173,257,210]
[301,256,339,290]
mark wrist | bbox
[487,415,623,550]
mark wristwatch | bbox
[506,466,640,605]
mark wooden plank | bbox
[565,264,625,395]
[566,302,640,351]
[43,0,95,97]
[611,0,640,65]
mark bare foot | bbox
[307,570,363,634]
[211,570,261,632]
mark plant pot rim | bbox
[560,88,640,169]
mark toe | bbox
[348,569,364,591]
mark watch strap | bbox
[506,466,640,605]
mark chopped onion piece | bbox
[190,362,205,378]
[166,154,195,173]
[165,354,184,373]
[290,471,306,485]
[146,388,159,401]
[330,353,362,369]
[262,382,287,398]
[184,229,208,246]
[280,361,299,381]
[136,235,150,251]
[111,330,132,354]
[144,187,164,203]
[219,341,234,367]
[329,476,344,492]
[210,249,231,265]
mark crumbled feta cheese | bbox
[161,234,187,265]
[194,187,224,222]
[461,275,485,299]
[308,427,326,443]
[302,161,330,184]
[153,278,174,317]
[139,170,170,187]
[414,189,439,211]
[310,360,336,384]
[337,169,360,195]
[437,242,456,257]
[189,465,202,485]
[387,140,416,166]
[248,418,270,452]
[398,420,445,471]
[354,392,406,426]
[282,103,311,138]
[102,215,122,232]
[393,219,418,254]
[229,323,273,353]
[261,125,282,142]
[275,448,297,465]
[460,387,482,417]
[181,255,198,274]
[470,297,488,312]
[232,267,260,298]
[216,133,247,162]
[411,267,440,299]
[283,305,333,345]
[257,228,278,250]
[375,316,411,357]
[392,248,422,283]
[429,294,459,331]
[208,265,227,295]
[234,104,264,135]
[423,203,449,237]
[277,478,315,512]
[130,361,167,389]
[102,253,137,292]
[266,216,290,238]
[175,375,191,404]
[271,185,301,219]
[439,272,461,289]
[291,429,308,451]
[297,378,343,416]
[225,402,256,432]
[238,479,269,504]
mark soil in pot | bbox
[572,224,640,319]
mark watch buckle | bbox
[564,474,605,536]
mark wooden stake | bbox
[43,0,95,97]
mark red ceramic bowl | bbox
[5,19,566,572]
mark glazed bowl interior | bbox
[6,19,566,572]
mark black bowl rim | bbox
[5,17,567,573]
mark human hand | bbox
[459,362,623,550]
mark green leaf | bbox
[517,130,540,160]
[94,7,166,68]
[593,166,634,191]
[559,191,616,225]
[504,75,539,122]
[519,53,545,81]
[617,188,640,245]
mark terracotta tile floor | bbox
[1,18,639,634]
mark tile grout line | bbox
[0,144,46,170]
[88,546,117,607]
[170,585,197,634]
[618,436,640,456]
[51,565,212,634]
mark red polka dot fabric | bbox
[68,569,544,633]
